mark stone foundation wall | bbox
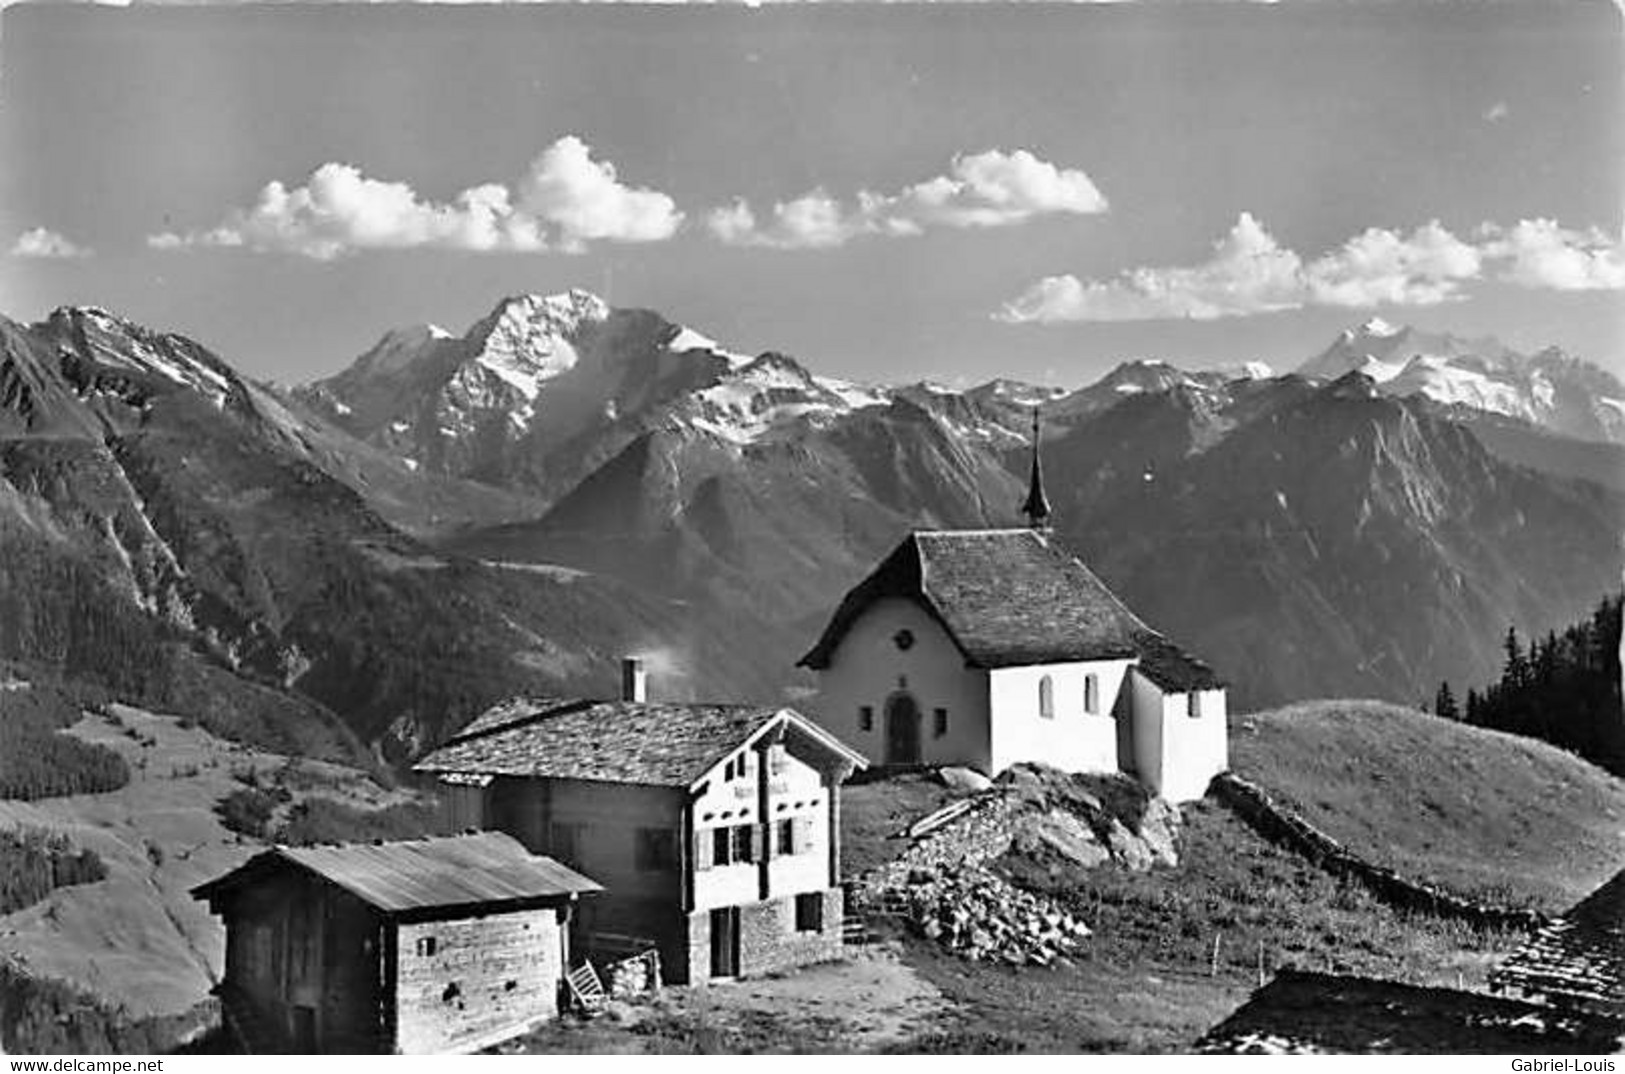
[684,889,845,982]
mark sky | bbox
[0,2,1621,389]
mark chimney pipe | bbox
[620,657,648,703]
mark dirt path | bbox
[670,942,947,1048]
[516,942,950,1053]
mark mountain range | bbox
[2,292,1621,760]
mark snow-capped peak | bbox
[1356,316,1401,338]
[464,291,612,402]
[47,305,234,407]
[667,324,752,368]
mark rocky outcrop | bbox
[856,764,1182,964]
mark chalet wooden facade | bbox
[414,681,868,985]
[191,832,600,1054]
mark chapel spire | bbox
[1020,406,1052,529]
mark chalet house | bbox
[191,832,600,1055]
[798,414,1228,802]
[413,669,868,985]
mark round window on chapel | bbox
[892,629,915,651]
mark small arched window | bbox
[1038,674,1055,719]
[1084,673,1099,714]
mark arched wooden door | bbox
[885,692,922,765]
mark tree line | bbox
[0,826,107,916]
[0,682,131,801]
[1432,592,1623,775]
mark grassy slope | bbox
[1229,700,1625,911]
[895,801,1522,1053]
[0,697,428,1029]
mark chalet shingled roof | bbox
[1490,867,1625,1017]
[191,831,600,917]
[797,528,1224,689]
[413,697,866,788]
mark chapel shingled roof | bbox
[1490,867,1625,1017]
[413,697,866,788]
[191,831,600,917]
[797,528,1224,690]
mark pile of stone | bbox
[896,865,1092,967]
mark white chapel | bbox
[798,414,1229,802]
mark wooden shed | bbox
[192,832,601,1054]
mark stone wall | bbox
[1211,773,1547,931]
[683,889,845,982]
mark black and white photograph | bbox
[0,0,1621,1057]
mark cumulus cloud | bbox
[995,212,1618,324]
[9,227,91,259]
[1304,220,1482,308]
[149,136,682,259]
[707,148,1107,249]
[1478,218,1625,291]
[1483,101,1510,123]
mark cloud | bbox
[9,227,91,259]
[707,148,1106,249]
[1478,218,1625,291]
[1304,220,1482,308]
[149,136,682,259]
[1483,101,1510,123]
[995,212,1616,324]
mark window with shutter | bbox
[695,827,715,870]
[734,822,757,864]
[775,818,795,855]
[712,827,732,866]
[792,816,814,852]
[794,892,823,933]
[859,706,874,732]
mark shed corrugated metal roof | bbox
[798,528,1225,689]
[192,831,600,915]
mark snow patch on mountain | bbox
[1383,355,1529,418]
[685,354,856,444]
[1222,361,1275,381]
[1299,320,1625,444]
[668,325,751,367]
[465,292,607,402]
[814,375,890,410]
[63,307,233,408]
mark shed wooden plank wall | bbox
[392,908,564,1055]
